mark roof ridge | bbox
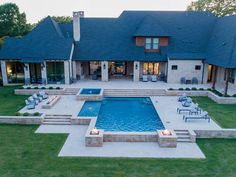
[48,16,64,38]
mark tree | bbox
[187,0,236,17]
[0,3,31,37]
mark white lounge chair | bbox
[39,91,48,99]
[151,75,157,82]
[183,111,210,122]
[25,100,35,109]
[178,93,187,102]
[142,75,148,82]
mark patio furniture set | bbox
[177,93,211,122]
[25,91,48,109]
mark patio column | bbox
[41,62,47,85]
[0,60,8,85]
[101,61,108,82]
[24,64,30,85]
[133,61,140,82]
[64,61,70,84]
[72,61,77,82]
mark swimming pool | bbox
[80,88,101,95]
[78,97,164,132]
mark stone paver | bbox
[36,125,205,158]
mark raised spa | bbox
[78,97,164,132]
[80,88,101,95]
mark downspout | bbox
[201,61,205,84]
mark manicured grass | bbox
[0,125,235,177]
[0,86,28,115]
[192,97,236,128]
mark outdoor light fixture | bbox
[41,63,45,69]
[135,63,138,70]
[162,129,172,136]
[23,64,28,71]
[103,63,106,70]
[90,127,99,135]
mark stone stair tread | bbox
[43,122,71,125]
[177,139,192,143]
[43,119,71,122]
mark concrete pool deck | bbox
[35,125,205,158]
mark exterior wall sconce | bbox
[41,63,45,69]
[23,64,28,71]
[135,63,138,70]
[103,63,106,70]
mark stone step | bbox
[177,139,192,143]
[43,119,71,122]
[42,122,71,125]
[177,135,191,139]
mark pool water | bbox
[80,88,101,95]
[78,97,164,132]
[78,101,102,117]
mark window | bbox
[6,61,24,84]
[46,62,65,84]
[145,38,152,49]
[171,65,178,70]
[153,38,159,49]
[195,65,201,70]
[145,38,159,50]
[143,62,159,75]
[229,69,236,83]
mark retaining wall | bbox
[0,116,43,124]
[194,129,236,138]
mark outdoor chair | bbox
[183,111,210,122]
[25,100,35,109]
[28,96,39,105]
[33,93,42,102]
[151,75,157,82]
[178,93,187,102]
[39,91,48,99]
[142,75,148,82]
[182,98,192,107]
[192,77,198,84]
[180,77,186,84]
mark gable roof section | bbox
[0,16,73,61]
[207,15,236,68]
[133,15,169,37]
[72,11,216,61]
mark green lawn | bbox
[192,97,236,128]
[0,86,28,115]
[0,125,235,177]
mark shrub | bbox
[18,86,24,89]
[26,87,31,89]
[56,87,61,90]
[178,88,184,91]
[49,87,53,90]
[23,112,30,116]
[15,112,21,116]
[34,87,39,89]
[224,94,230,97]
[41,87,46,90]
[199,88,204,91]
[33,112,40,116]
[185,88,191,91]
[168,88,174,90]
[207,88,212,91]
[191,87,197,91]
[233,94,236,97]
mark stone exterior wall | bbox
[0,116,42,124]
[167,60,205,83]
[194,129,236,138]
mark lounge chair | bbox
[178,93,187,102]
[183,111,210,122]
[142,75,148,82]
[33,93,42,102]
[151,75,157,82]
[39,91,48,99]
[28,96,39,105]
[192,77,198,84]
[25,100,35,109]
[180,77,186,84]
[182,98,192,107]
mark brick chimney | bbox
[73,11,84,42]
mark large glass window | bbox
[46,62,65,84]
[0,66,2,85]
[89,62,101,76]
[6,61,24,84]
[143,62,159,75]
[145,38,159,50]
[229,69,236,84]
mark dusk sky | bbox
[0,0,196,23]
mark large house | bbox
[0,11,236,88]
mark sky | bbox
[0,0,196,23]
